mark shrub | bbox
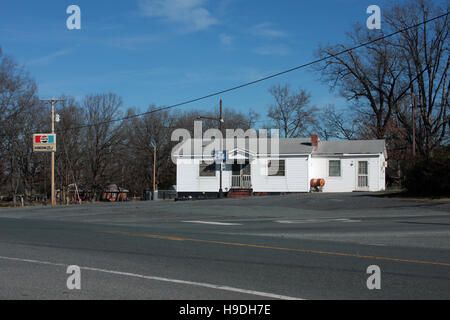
[405,147,450,197]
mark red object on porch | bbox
[310,179,325,188]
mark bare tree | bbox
[387,0,449,157]
[82,93,124,198]
[314,105,356,140]
[267,84,317,138]
[54,95,86,201]
[0,48,41,203]
[315,24,413,140]
[126,105,177,192]
[0,50,39,142]
[316,0,449,158]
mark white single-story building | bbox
[175,134,387,196]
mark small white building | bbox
[175,135,387,196]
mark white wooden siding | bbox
[177,159,232,192]
[176,154,385,193]
[379,154,386,191]
[309,155,384,192]
[251,156,309,193]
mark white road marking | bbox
[333,219,362,223]
[0,255,301,300]
[275,219,321,224]
[183,221,242,226]
[370,243,388,247]
[276,218,361,224]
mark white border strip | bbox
[0,255,301,300]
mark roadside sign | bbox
[214,150,227,163]
[33,134,56,152]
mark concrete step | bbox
[227,189,253,198]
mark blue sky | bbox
[0,0,395,121]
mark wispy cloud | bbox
[253,44,291,56]
[249,23,287,39]
[219,33,233,47]
[138,0,218,32]
[224,67,265,83]
[27,49,73,66]
[105,34,160,49]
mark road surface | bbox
[0,192,449,299]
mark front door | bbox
[357,161,369,190]
[231,161,251,189]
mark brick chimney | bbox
[311,133,319,152]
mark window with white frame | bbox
[329,160,341,177]
[199,161,216,177]
[268,160,285,176]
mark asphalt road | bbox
[0,192,449,300]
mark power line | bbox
[56,11,449,133]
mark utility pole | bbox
[198,100,225,198]
[153,146,157,196]
[121,166,124,202]
[150,141,158,201]
[411,88,416,160]
[40,97,65,206]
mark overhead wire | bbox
[54,11,449,134]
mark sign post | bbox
[33,133,57,205]
[197,100,225,198]
[214,150,227,163]
[39,97,65,206]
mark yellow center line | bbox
[99,230,450,267]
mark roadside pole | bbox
[40,97,65,206]
[153,145,158,200]
[219,100,223,199]
[197,100,225,198]
[51,99,55,206]
[411,88,416,160]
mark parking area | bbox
[1,192,449,222]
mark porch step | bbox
[227,189,253,198]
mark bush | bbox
[405,147,450,197]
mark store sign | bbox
[33,134,56,152]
